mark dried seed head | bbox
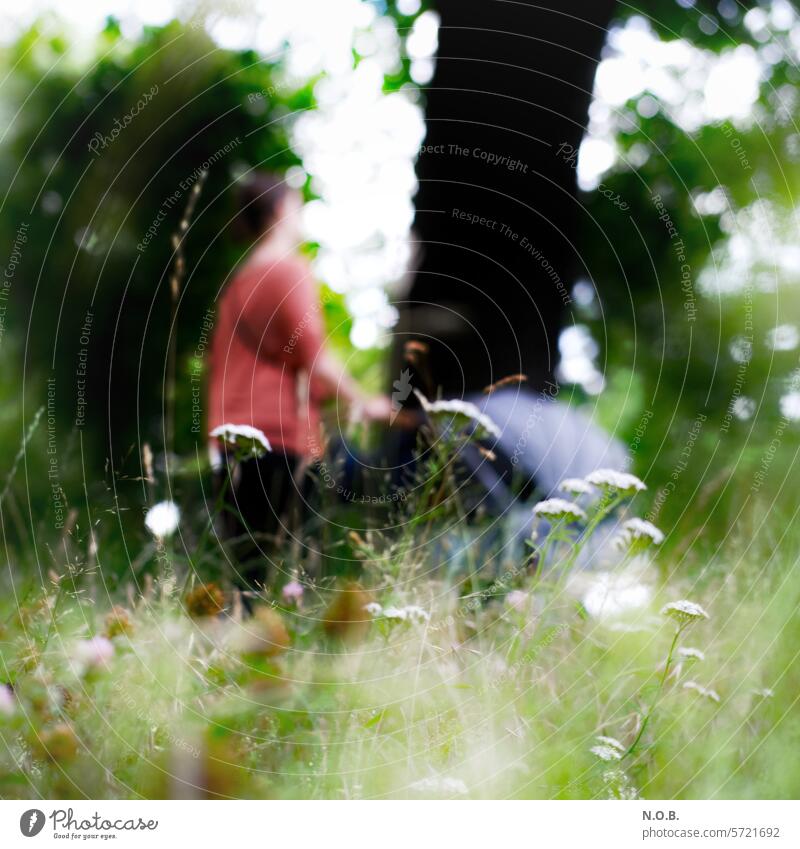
[104,605,134,638]
[238,607,290,657]
[185,583,225,619]
[37,723,79,763]
[322,582,373,643]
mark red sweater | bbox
[208,253,326,457]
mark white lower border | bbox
[1,800,798,848]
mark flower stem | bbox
[196,460,235,554]
[624,624,683,759]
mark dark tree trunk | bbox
[396,0,617,395]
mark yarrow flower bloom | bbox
[677,647,705,661]
[73,636,114,670]
[779,391,800,422]
[766,323,799,352]
[408,776,469,796]
[366,603,430,624]
[403,605,431,624]
[602,768,639,799]
[0,684,14,716]
[209,423,272,457]
[144,500,180,539]
[414,390,501,439]
[595,735,626,753]
[558,477,594,496]
[585,469,647,494]
[282,581,304,603]
[683,680,720,703]
[614,518,665,549]
[532,498,587,522]
[661,600,709,625]
[591,744,623,762]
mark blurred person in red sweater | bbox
[208,172,392,570]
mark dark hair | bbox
[235,171,290,241]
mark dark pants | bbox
[217,451,314,589]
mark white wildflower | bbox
[683,680,720,703]
[209,423,272,456]
[729,335,752,364]
[766,323,799,351]
[596,735,625,753]
[585,469,646,494]
[379,604,431,624]
[364,602,383,616]
[591,744,622,762]
[752,688,774,699]
[408,776,469,797]
[677,647,705,662]
[414,390,501,439]
[779,391,800,421]
[661,600,709,624]
[732,396,756,421]
[403,605,431,624]
[615,518,665,549]
[144,500,180,539]
[0,684,14,716]
[559,477,594,496]
[532,497,587,522]
[602,769,639,799]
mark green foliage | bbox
[578,2,800,529]
[1,19,311,475]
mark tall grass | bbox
[2,408,799,800]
